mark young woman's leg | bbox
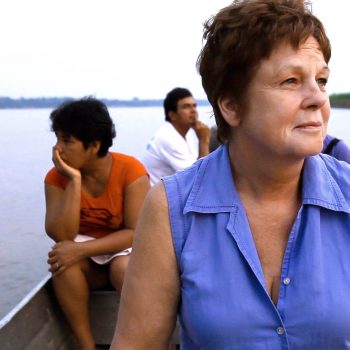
[109,255,130,294]
[52,259,109,350]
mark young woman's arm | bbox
[63,174,151,255]
[47,175,150,274]
[110,182,180,349]
[45,148,82,242]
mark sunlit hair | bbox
[197,0,331,143]
[164,87,193,121]
[50,97,116,157]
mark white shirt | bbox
[141,122,198,186]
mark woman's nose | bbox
[301,81,328,110]
[54,140,63,150]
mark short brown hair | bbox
[197,0,331,143]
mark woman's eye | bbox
[317,78,328,87]
[283,78,297,85]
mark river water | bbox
[0,106,349,319]
[0,106,215,319]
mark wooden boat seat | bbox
[90,290,180,348]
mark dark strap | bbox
[323,137,340,155]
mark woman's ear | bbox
[89,140,101,155]
[217,97,241,127]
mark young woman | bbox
[44,97,150,349]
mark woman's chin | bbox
[301,146,323,158]
[296,139,324,157]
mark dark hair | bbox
[209,125,221,152]
[50,97,116,157]
[197,0,331,143]
[163,87,193,121]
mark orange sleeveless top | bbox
[45,152,148,238]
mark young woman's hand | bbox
[52,146,81,180]
[47,241,85,275]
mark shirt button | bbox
[276,327,285,335]
[283,277,291,285]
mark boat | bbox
[0,274,117,349]
[0,274,179,349]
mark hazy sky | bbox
[0,0,349,100]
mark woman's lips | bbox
[295,121,322,129]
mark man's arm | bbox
[193,120,210,158]
[157,121,210,172]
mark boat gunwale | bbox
[0,273,51,329]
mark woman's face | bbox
[54,131,94,169]
[233,36,330,160]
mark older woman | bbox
[111,1,350,349]
[44,97,150,349]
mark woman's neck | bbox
[81,152,112,183]
[79,153,113,197]
[228,142,304,202]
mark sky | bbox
[0,0,349,100]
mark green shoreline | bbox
[0,94,349,109]
[329,93,350,109]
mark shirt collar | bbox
[184,145,350,214]
[184,145,241,214]
[302,154,350,213]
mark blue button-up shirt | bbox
[163,145,350,349]
[322,134,350,163]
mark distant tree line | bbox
[329,93,350,108]
[0,94,349,109]
[0,96,210,109]
[330,93,350,100]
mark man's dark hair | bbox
[163,87,193,121]
[50,97,116,157]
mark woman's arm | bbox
[110,182,180,349]
[67,174,151,257]
[47,174,150,274]
[45,148,82,241]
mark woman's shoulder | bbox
[111,152,145,168]
[111,151,138,162]
[165,145,227,182]
[162,146,227,205]
[316,154,350,208]
[109,152,148,185]
[44,167,68,188]
[319,152,350,173]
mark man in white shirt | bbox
[142,87,210,186]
